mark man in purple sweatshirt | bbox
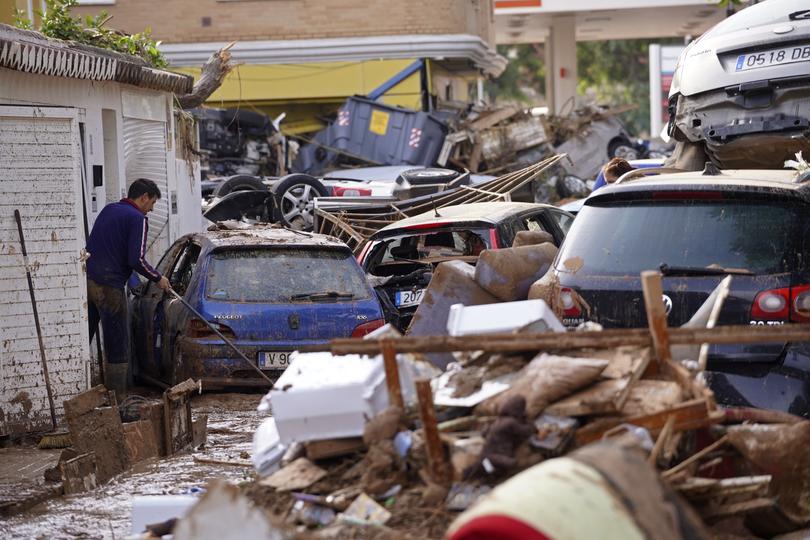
[86,178,171,394]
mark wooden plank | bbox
[381,340,404,409]
[0,227,78,243]
[619,380,683,418]
[0,131,81,145]
[575,398,719,446]
[0,119,72,133]
[641,271,672,365]
[663,435,730,479]
[699,498,774,522]
[0,253,80,269]
[468,107,520,131]
[305,437,365,460]
[1,299,82,317]
[416,379,450,484]
[316,324,810,356]
[1,309,83,329]
[0,288,81,304]
[0,216,77,230]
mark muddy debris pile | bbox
[43,379,206,498]
[182,239,810,540]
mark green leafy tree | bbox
[14,0,167,68]
[486,44,546,105]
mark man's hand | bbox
[157,276,171,292]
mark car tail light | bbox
[791,285,810,323]
[187,318,236,339]
[751,286,810,323]
[752,288,790,320]
[560,287,581,317]
[351,318,385,337]
[333,186,373,197]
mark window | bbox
[205,248,372,303]
[546,209,574,235]
[169,243,201,296]
[557,201,800,276]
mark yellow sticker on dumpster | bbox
[369,110,390,135]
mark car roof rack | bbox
[613,167,688,185]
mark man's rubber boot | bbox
[105,363,129,399]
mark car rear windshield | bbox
[704,0,805,37]
[366,227,493,276]
[205,248,372,303]
[556,200,802,276]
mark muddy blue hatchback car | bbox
[131,225,384,388]
[551,167,810,417]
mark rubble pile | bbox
[177,238,810,539]
[439,103,641,180]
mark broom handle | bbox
[14,210,57,430]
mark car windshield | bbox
[366,227,493,276]
[556,200,800,276]
[205,248,372,303]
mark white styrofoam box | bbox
[269,352,389,444]
[131,495,198,534]
[252,417,285,477]
[446,299,565,336]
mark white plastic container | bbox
[251,417,286,477]
[269,352,389,444]
[446,299,565,336]
[131,495,198,534]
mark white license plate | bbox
[258,351,293,369]
[735,45,810,72]
[395,288,426,308]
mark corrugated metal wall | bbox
[122,118,170,264]
[0,109,89,436]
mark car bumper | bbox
[177,337,326,388]
[705,343,810,418]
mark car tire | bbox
[608,138,640,161]
[212,175,267,198]
[555,175,589,199]
[273,174,329,230]
[398,168,459,186]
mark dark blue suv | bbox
[550,168,810,416]
[131,225,384,389]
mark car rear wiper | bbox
[291,291,355,301]
[659,263,754,276]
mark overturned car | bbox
[668,0,810,169]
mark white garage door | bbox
[0,106,90,436]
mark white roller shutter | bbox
[122,117,170,263]
[0,106,90,436]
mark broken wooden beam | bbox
[415,379,450,485]
[641,271,673,366]
[381,340,404,409]
[304,324,810,356]
[575,397,722,446]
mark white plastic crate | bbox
[446,299,565,336]
[269,352,389,444]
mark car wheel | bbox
[608,138,640,161]
[555,175,589,199]
[273,174,329,230]
[398,168,459,185]
[212,175,267,198]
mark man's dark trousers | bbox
[87,279,130,367]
